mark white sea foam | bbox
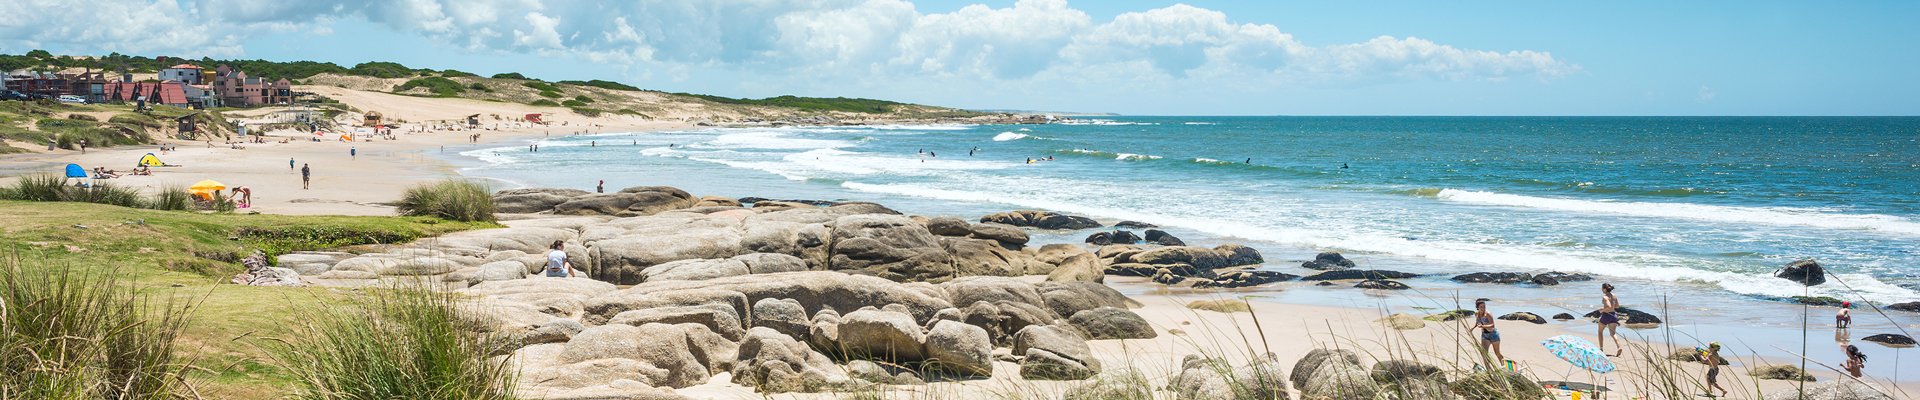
[839,180,1920,303]
[707,130,853,149]
[993,132,1029,141]
[1436,189,1920,235]
[1194,158,1221,163]
[461,147,521,165]
[1184,122,1216,125]
[1115,153,1162,161]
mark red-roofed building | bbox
[101,81,190,108]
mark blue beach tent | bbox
[65,163,86,178]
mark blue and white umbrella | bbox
[1541,334,1615,373]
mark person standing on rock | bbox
[1474,298,1507,370]
[596,180,604,193]
[1599,283,1623,356]
[546,240,576,278]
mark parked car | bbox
[57,95,89,104]
[0,90,27,101]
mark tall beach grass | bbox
[396,179,496,222]
[1,252,201,400]
[260,285,517,400]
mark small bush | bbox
[60,182,145,208]
[66,113,97,122]
[528,99,559,107]
[491,72,527,80]
[572,95,594,103]
[571,107,604,117]
[3,173,67,201]
[468,82,492,92]
[109,113,162,129]
[439,69,477,78]
[560,100,587,107]
[537,90,562,99]
[521,81,560,92]
[395,179,495,222]
[263,286,516,400]
[395,77,466,97]
[147,185,191,211]
[559,79,640,91]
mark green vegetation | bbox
[490,72,528,80]
[2,258,200,400]
[439,69,477,78]
[528,99,559,107]
[571,107,604,117]
[537,91,562,98]
[674,93,907,114]
[346,62,423,79]
[572,95,595,103]
[0,173,193,211]
[560,100,587,107]
[263,286,517,400]
[521,81,561,92]
[468,82,493,92]
[394,77,467,97]
[394,179,495,223]
[559,79,641,91]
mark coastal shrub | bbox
[439,69,477,78]
[1,258,199,400]
[395,179,495,222]
[147,184,191,211]
[109,113,162,129]
[570,107,604,117]
[528,99,559,107]
[491,72,527,80]
[395,77,466,97]
[572,95,594,103]
[537,90,562,99]
[60,182,146,208]
[559,79,640,91]
[560,99,587,107]
[346,61,421,79]
[468,82,492,92]
[3,173,67,202]
[262,286,516,400]
[66,113,98,122]
[521,81,561,92]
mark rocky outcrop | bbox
[1168,353,1289,400]
[1498,312,1546,324]
[836,309,928,361]
[1044,252,1104,283]
[1134,246,1228,271]
[1451,272,1533,284]
[923,320,993,376]
[750,297,811,340]
[982,210,1103,230]
[941,236,1033,278]
[638,253,807,282]
[1214,244,1263,266]
[1863,334,1916,346]
[1582,308,1662,325]
[1301,354,1381,399]
[1084,230,1143,246]
[1192,270,1297,288]
[1774,259,1826,287]
[1014,324,1101,380]
[1371,359,1442,383]
[553,187,699,217]
[1889,302,1920,312]
[232,250,305,286]
[1748,364,1815,381]
[1300,270,1419,281]
[1290,348,1360,391]
[1068,307,1156,340]
[1301,252,1355,270]
[829,214,953,282]
[694,196,741,208]
[557,323,736,388]
[1142,229,1185,246]
[729,327,846,393]
[968,222,1029,245]
[494,188,590,214]
[1354,279,1410,290]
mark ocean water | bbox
[460,117,1920,306]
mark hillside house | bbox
[101,81,189,108]
[211,65,291,106]
[5,70,109,101]
[159,64,204,85]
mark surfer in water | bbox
[1342,163,1349,169]
[1245,158,1251,164]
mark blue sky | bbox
[4,0,1915,116]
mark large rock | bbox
[836,309,927,361]
[472,260,529,283]
[522,358,667,391]
[1371,359,1442,383]
[969,222,1029,245]
[1014,325,1101,380]
[1775,259,1827,286]
[1302,359,1383,400]
[1451,272,1534,284]
[1036,280,1142,319]
[1066,370,1153,400]
[1143,229,1185,246]
[944,276,1046,310]
[607,304,747,341]
[941,236,1030,278]
[1192,270,1298,288]
[554,188,697,217]
[1300,270,1419,281]
[923,320,993,376]
[1133,246,1228,271]
[729,327,845,393]
[1749,364,1815,381]
[1045,253,1104,283]
[638,253,806,282]
[1498,312,1546,324]
[1763,380,1893,400]
[981,210,1102,230]
[1354,279,1411,290]
[589,227,745,285]
[1291,348,1360,390]
[926,217,972,236]
[694,196,741,208]
[558,323,736,388]
[829,214,953,282]
[436,227,579,255]
[1888,302,1920,312]
[1069,307,1156,340]
[739,220,832,269]
[494,188,590,214]
[824,201,899,216]
[1168,353,1290,400]
[750,297,811,339]
[1214,244,1263,267]
[1301,252,1356,270]
[1862,333,1916,346]
[588,271,954,327]
[1582,307,1663,325]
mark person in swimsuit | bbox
[1474,299,1506,368]
[1703,342,1727,397]
[1837,301,1853,328]
[1843,344,1867,378]
[1599,283,1623,356]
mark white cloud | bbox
[0,0,1578,91]
[1698,86,1717,102]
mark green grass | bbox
[520,81,561,92]
[571,95,594,103]
[2,255,201,400]
[674,93,908,114]
[537,90,562,99]
[528,99,559,107]
[394,179,496,223]
[395,77,468,97]
[261,286,518,400]
[559,79,641,91]
[561,99,587,107]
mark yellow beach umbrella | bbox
[190,180,226,192]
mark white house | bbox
[159,64,204,85]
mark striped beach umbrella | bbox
[1541,335,1615,373]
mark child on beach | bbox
[1837,302,1853,328]
[1703,342,1727,397]
[1474,299,1507,369]
[1844,344,1867,378]
[1599,283,1623,356]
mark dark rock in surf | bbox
[981,210,1102,230]
[1213,244,1263,267]
[1354,279,1410,290]
[1300,270,1419,281]
[1538,271,1592,282]
[1193,270,1298,288]
[1114,221,1158,229]
[1774,259,1826,287]
[1301,252,1356,271]
[1084,232,1113,246]
[1863,334,1916,346]
[1583,308,1662,325]
[1451,272,1534,284]
[1109,231,1141,245]
[1498,312,1547,324]
[1890,302,1920,312]
[1552,313,1576,321]
[1529,274,1560,286]
[1316,281,1335,286]
[1142,229,1184,246]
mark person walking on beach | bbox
[1843,344,1867,378]
[350,147,356,160]
[546,240,576,277]
[289,157,295,171]
[1702,342,1727,397]
[301,164,310,189]
[1598,283,1624,356]
[1474,299,1507,369]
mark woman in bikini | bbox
[1475,299,1507,368]
[1599,283,1623,356]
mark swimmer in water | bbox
[1342,163,1349,169]
[1246,158,1251,164]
